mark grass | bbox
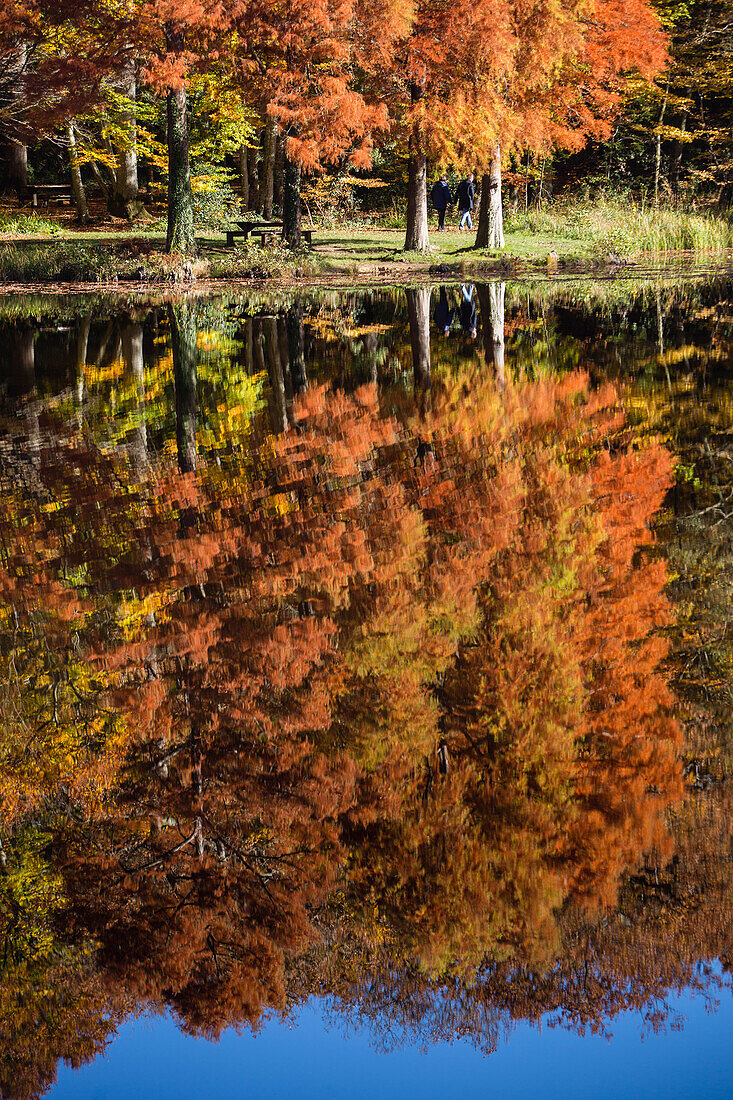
[506,199,733,256]
[0,237,325,285]
[0,199,731,285]
[0,212,64,236]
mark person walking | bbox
[430,174,453,231]
[456,173,475,230]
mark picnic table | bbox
[226,219,313,247]
[23,184,73,207]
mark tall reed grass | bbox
[507,200,733,256]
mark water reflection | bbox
[1,279,732,1098]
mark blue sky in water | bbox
[49,982,733,1100]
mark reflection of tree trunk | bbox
[475,147,504,249]
[277,316,291,396]
[110,52,139,219]
[67,124,89,224]
[282,151,302,248]
[169,302,197,472]
[9,328,39,454]
[243,318,253,374]
[166,81,196,255]
[253,318,266,378]
[9,328,35,397]
[407,287,431,389]
[261,116,277,219]
[75,312,92,429]
[477,282,505,389]
[263,316,288,432]
[122,322,147,472]
[287,304,307,397]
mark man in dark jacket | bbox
[456,173,475,230]
[430,174,452,230]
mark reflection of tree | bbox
[0,344,689,1094]
[170,302,198,474]
[0,827,119,1100]
[477,282,505,387]
[406,288,431,391]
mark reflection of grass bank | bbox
[0,201,732,286]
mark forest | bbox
[1,0,733,1090]
[0,0,731,273]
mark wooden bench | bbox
[226,219,313,247]
[23,184,73,207]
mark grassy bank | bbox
[0,200,731,286]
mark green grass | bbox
[0,242,118,282]
[0,200,731,285]
[0,213,64,236]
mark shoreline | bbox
[0,251,732,297]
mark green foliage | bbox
[0,243,117,282]
[0,829,65,971]
[0,214,63,236]
[191,161,241,230]
[207,240,324,280]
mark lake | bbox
[1,275,732,1099]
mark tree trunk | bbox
[261,116,277,219]
[407,287,431,388]
[478,281,505,389]
[282,151,302,248]
[110,53,139,219]
[404,146,429,252]
[66,124,88,224]
[7,42,28,194]
[273,133,285,214]
[654,80,670,206]
[166,84,196,255]
[247,143,260,212]
[475,146,504,249]
[240,143,249,208]
[169,302,198,472]
[8,141,28,193]
[671,112,687,193]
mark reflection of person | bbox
[456,174,475,230]
[434,286,454,336]
[430,174,453,231]
[459,284,477,338]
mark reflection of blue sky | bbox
[50,985,733,1100]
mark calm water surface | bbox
[1,276,732,1098]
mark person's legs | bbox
[460,209,473,230]
[437,206,446,230]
